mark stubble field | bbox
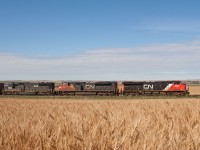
[0,98,200,149]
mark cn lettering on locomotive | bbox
[85,84,95,90]
[143,84,153,90]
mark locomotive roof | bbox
[122,81,181,84]
[95,81,117,84]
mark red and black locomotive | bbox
[121,81,188,96]
[54,81,118,96]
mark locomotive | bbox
[121,81,188,96]
[2,82,54,95]
[0,80,189,96]
[54,81,118,96]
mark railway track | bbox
[0,94,200,99]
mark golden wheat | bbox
[0,98,200,149]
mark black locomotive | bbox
[2,82,54,95]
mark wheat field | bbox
[0,98,200,149]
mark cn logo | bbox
[143,84,153,90]
[85,85,95,89]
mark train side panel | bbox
[94,82,118,95]
[3,82,25,94]
[24,82,55,94]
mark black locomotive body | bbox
[3,82,55,95]
[24,82,55,94]
[3,82,25,95]
[93,81,118,95]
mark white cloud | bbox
[0,40,200,80]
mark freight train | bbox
[0,80,189,96]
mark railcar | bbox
[121,81,189,96]
[55,81,118,96]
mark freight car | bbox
[121,81,189,96]
[3,82,55,95]
[55,81,118,96]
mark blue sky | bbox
[0,0,200,80]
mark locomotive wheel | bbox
[59,91,63,95]
[139,91,144,96]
